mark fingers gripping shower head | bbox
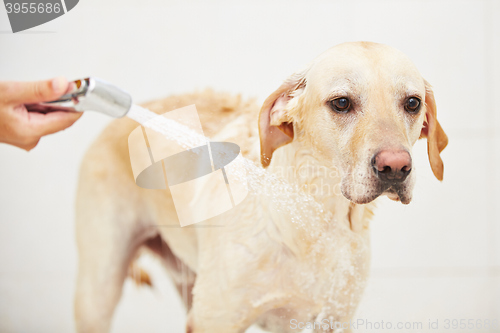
[26,77,132,118]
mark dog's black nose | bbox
[372,150,412,182]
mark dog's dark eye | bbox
[405,97,421,113]
[330,98,350,113]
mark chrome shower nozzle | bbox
[25,77,132,118]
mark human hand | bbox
[0,77,83,151]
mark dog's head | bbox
[259,42,448,204]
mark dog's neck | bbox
[265,140,373,254]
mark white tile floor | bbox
[0,0,498,332]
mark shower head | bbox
[25,77,132,118]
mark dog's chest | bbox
[249,221,371,332]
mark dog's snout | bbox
[372,150,412,182]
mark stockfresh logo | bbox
[128,105,249,227]
[3,0,78,33]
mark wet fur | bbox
[75,42,447,333]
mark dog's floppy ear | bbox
[259,72,306,167]
[420,80,448,181]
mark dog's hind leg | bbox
[74,185,154,333]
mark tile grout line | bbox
[482,0,496,324]
[370,266,500,279]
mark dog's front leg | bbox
[186,296,260,333]
[185,268,268,333]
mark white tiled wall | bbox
[0,1,498,332]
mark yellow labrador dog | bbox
[75,42,448,333]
